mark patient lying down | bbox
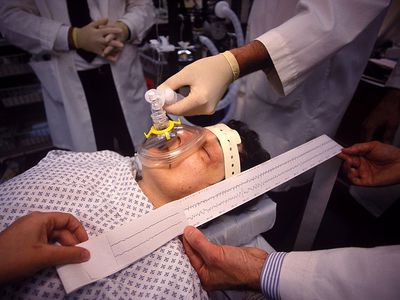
[0,120,269,299]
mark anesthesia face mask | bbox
[138,88,241,178]
[138,120,207,168]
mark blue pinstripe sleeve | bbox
[260,252,287,300]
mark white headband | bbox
[206,123,241,178]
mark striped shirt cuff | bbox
[260,252,287,300]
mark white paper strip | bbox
[57,135,342,293]
[57,202,188,293]
[182,134,341,227]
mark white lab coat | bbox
[240,0,389,167]
[0,0,154,151]
[280,245,400,300]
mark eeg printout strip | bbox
[57,134,342,293]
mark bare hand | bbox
[182,226,267,291]
[0,212,90,286]
[338,141,400,186]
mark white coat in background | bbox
[0,0,155,151]
[239,0,389,188]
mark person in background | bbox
[160,0,390,189]
[350,1,400,217]
[0,1,155,155]
[159,0,392,258]
[182,140,400,300]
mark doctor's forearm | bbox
[230,40,274,78]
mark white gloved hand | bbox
[159,53,234,116]
[73,18,122,56]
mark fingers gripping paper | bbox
[57,135,342,293]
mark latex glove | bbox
[182,226,267,291]
[74,18,122,56]
[0,212,90,286]
[102,21,129,62]
[338,141,400,186]
[159,53,234,116]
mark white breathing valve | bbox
[145,87,178,109]
[144,87,179,131]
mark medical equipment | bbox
[140,1,245,125]
[206,123,241,178]
[138,88,207,168]
[175,1,244,126]
[139,88,242,175]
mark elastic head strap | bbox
[206,123,241,178]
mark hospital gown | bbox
[0,150,208,299]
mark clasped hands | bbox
[72,18,129,62]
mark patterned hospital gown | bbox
[0,150,208,300]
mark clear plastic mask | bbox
[138,123,206,168]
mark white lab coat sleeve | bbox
[278,245,400,300]
[118,0,155,44]
[0,0,66,54]
[256,0,390,96]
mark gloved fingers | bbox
[159,69,191,92]
[164,92,210,116]
[164,96,196,116]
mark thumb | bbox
[164,93,205,116]
[91,18,108,28]
[183,226,214,256]
[41,245,90,267]
[341,143,372,156]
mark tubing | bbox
[215,1,244,47]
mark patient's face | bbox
[141,129,225,202]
